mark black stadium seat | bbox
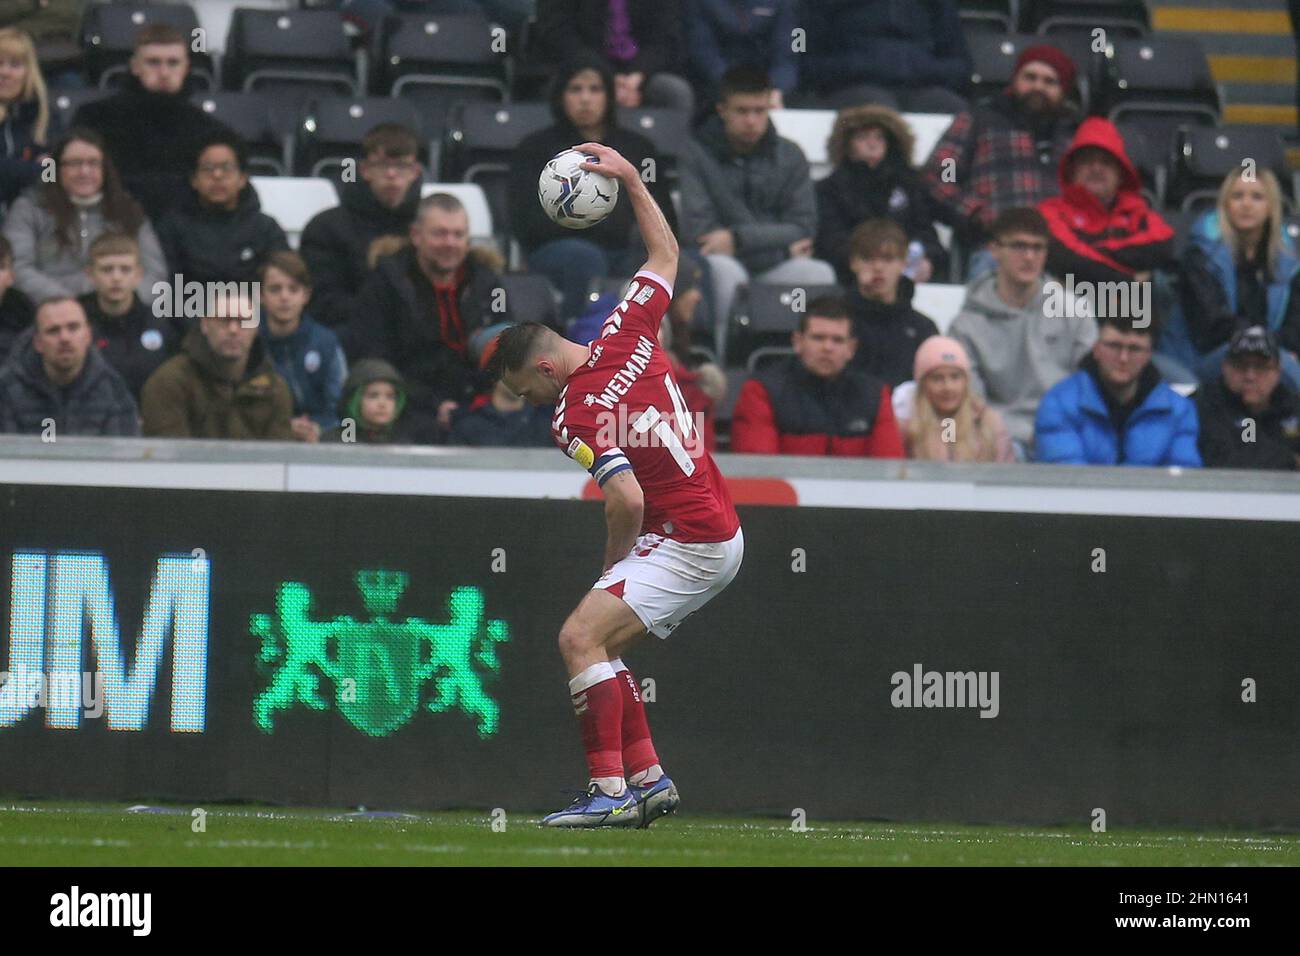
[446,101,553,243]
[81,2,214,91]
[497,273,561,329]
[50,87,110,132]
[1020,0,1149,39]
[1114,119,1168,208]
[191,91,296,177]
[617,108,691,179]
[729,282,841,366]
[958,0,1015,35]
[223,8,358,102]
[1168,125,1295,214]
[374,12,508,126]
[297,95,426,178]
[1104,36,1220,147]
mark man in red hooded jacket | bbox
[1038,117,1174,285]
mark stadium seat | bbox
[223,8,358,101]
[1020,0,1149,38]
[1168,126,1296,215]
[496,273,561,329]
[617,107,692,177]
[745,346,795,376]
[445,101,553,245]
[421,181,495,246]
[81,2,215,90]
[50,88,110,131]
[729,282,840,366]
[373,12,508,126]
[1114,119,1168,208]
[1104,37,1221,147]
[192,91,295,177]
[966,31,1095,114]
[297,95,427,178]
[911,283,968,336]
[250,176,339,248]
[958,0,1015,35]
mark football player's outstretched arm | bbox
[600,470,645,574]
[574,142,678,289]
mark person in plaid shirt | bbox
[923,44,1081,273]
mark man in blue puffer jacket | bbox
[1036,312,1201,467]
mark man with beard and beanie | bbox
[72,24,234,221]
[346,192,505,439]
[325,357,436,445]
[140,290,294,440]
[815,105,948,286]
[923,43,1080,278]
[1195,325,1300,470]
[844,219,939,388]
[300,123,424,329]
[1039,117,1174,285]
[508,54,677,321]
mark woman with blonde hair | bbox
[894,335,1015,463]
[1178,165,1300,388]
[0,27,52,210]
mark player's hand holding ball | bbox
[537,142,630,230]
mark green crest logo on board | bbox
[251,570,509,738]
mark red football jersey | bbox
[553,270,740,543]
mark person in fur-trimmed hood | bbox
[815,104,947,286]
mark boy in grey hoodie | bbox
[948,208,1095,451]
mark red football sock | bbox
[569,662,624,783]
[611,658,659,779]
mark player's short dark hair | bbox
[362,123,420,160]
[991,207,1050,241]
[800,296,853,334]
[718,65,772,102]
[487,321,553,380]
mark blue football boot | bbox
[628,775,679,828]
[542,783,641,828]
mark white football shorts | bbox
[592,527,745,638]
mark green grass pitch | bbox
[2,802,1297,865]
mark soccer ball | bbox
[538,149,620,229]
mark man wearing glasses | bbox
[1035,311,1201,467]
[73,24,233,221]
[949,207,1097,460]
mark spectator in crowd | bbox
[157,132,288,288]
[684,0,796,112]
[1177,167,1300,390]
[844,219,938,387]
[797,0,971,113]
[892,335,1014,462]
[730,296,903,456]
[258,251,347,444]
[815,104,947,286]
[300,123,424,329]
[508,56,675,321]
[0,296,140,436]
[450,322,554,446]
[0,27,51,210]
[1039,117,1174,284]
[347,193,504,438]
[948,208,1096,455]
[140,290,293,440]
[72,24,233,220]
[0,2,82,86]
[0,235,34,360]
[1195,325,1300,470]
[681,66,834,332]
[324,357,434,445]
[77,233,177,402]
[3,128,167,304]
[532,0,694,113]
[923,44,1080,275]
[1035,312,1200,467]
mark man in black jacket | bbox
[1195,325,1300,470]
[845,219,939,387]
[300,124,424,328]
[347,193,505,437]
[0,297,140,436]
[72,23,233,221]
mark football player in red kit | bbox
[489,143,743,828]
